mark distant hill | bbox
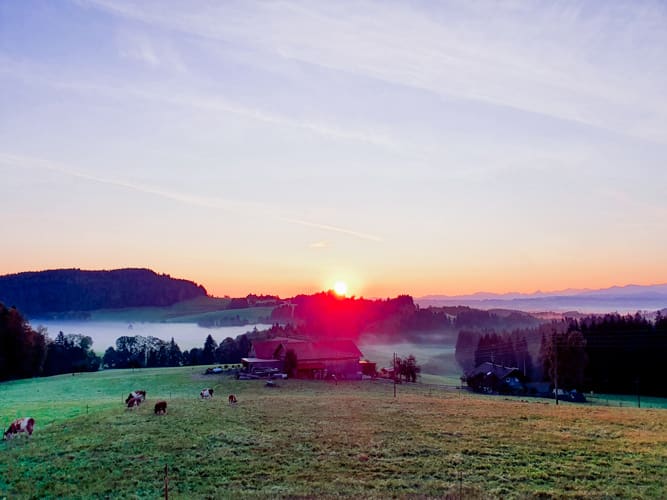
[418,284,667,313]
[0,268,207,316]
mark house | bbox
[242,338,365,379]
[465,362,526,394]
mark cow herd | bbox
[3,388,240,440]
[123,388,239,415]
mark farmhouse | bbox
[242,338,365,379]
[465,362,526,394]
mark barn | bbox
[243,338,365,380]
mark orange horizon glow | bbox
[2,263,667,300]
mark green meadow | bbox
[83,296,273,324]
[2,367,667,499]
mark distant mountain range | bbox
[417,284,667,313]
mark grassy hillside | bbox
[78,297,275,326]
[2,368,667,498]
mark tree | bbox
[166,337,182,366]
[103,347,119,368]
[540,329,587,391]
[455,330,479,372]
[42,332,100,375]
[216,337,240,364]
[403,354,421,382]
[202,334,218,364]
[284,349,298,378]
[0,303,47,380]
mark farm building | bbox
[464,362,526,394]
[242,338,365,379]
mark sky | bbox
[1,0,667,299]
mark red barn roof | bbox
[250,337,305,359]
[251,338,363,362]
[279,340,363,361]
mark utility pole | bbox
[393,352,397,398]
[553,333,559,406]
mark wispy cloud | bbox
[0,52,395,149]
[77,0,667,144]
[0,152,382,242]
[116,32,187,73]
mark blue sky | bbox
[1,0,666,297]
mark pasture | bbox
[2,368,667,498]
[81,296,273,324]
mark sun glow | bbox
[333,281,348,296]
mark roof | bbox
[280,340,363,362]
[251,338,305,359]
[467,362,522,380]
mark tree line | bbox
[1,302,255,381]
[101,333,252,369]
[455,312,667,397]
[0,268,207,316]
[1,303,101,380]
[270,293,539,341]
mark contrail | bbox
[0,152,383,242]
[279,217,382,242]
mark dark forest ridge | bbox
[0,268,207,315]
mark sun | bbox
[333,281,348,296]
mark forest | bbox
[0,268,207,315]
[455,312,667,397]
[0,302,254,379]
[271,292,539,341]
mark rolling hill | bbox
[0,268,207,316]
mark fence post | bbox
[164,464,169,499]
[458,469,463,499]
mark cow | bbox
[3,417,35,440]
[125,390,146,404]
[228,394,238,404]
[200,388,214,399]
[154,401,167,415]
[126,396,142,409]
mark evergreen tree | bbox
[167,337,182,366]
[202,335,217,364]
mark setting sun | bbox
[333,281,348,296]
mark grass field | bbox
[2,368,667,499]
[83,296,274,324]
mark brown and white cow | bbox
[228,394,238,404]
[4,417,35,440]
[125,390,146,404]
[154,401,167,415]
[126,396,142,409]
[200,388,214,399]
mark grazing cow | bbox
[228,394,238,404]
[125,390,146,404]
[3,417,35,440]
[200,388,214,399]
[154,401,167,415]
[126,396,142,409]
